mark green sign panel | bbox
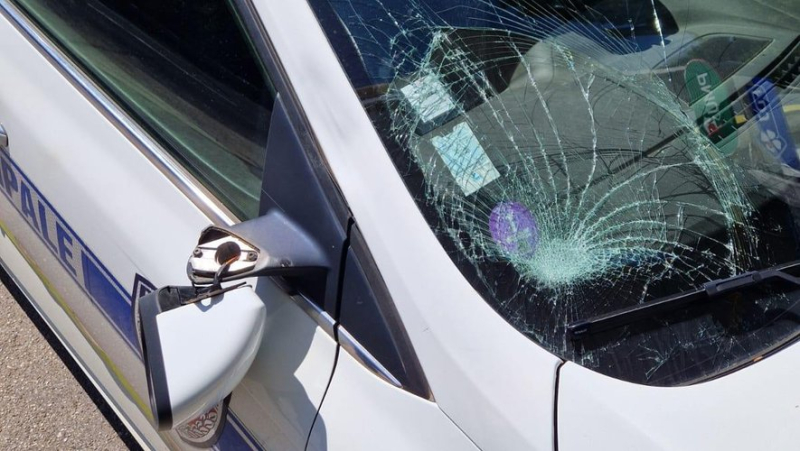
[684,59,738,153]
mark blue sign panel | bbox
[749,78,799,169]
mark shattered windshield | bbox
[307,0,800,386]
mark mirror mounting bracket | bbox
[187,209,330,286]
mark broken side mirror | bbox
[136,285,264,430]
[133,210,329,430]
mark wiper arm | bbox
[568,260,800,339]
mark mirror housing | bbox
[135,285,265,430]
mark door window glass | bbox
[14,0,275,219]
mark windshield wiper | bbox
[568,260,800,339]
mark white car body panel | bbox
[231,278,338,451]
[253,1,563,450]
[558,343,800,451]
[307,345,478,451]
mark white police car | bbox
[0,0,799,449]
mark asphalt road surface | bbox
[0,270,140,450]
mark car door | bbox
[0,0,340,448]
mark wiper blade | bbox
[568,260,800,339]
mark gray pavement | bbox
[0,276,139,450]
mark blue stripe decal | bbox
[0,151,136,349]
[82,252,138,344]
[0,151,264,450]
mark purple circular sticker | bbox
[489,202,539,259]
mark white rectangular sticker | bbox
[400,73,457,123]
[431,122,500,195]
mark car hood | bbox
[557,339,800,450]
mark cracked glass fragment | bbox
[308,0,800,387]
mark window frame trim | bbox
[341,224,433,400]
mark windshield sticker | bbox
[400,72,457,124]
[489,201,539,260]
[313,0,800,386]
[431,122,500,195]
[749,78,799,169]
